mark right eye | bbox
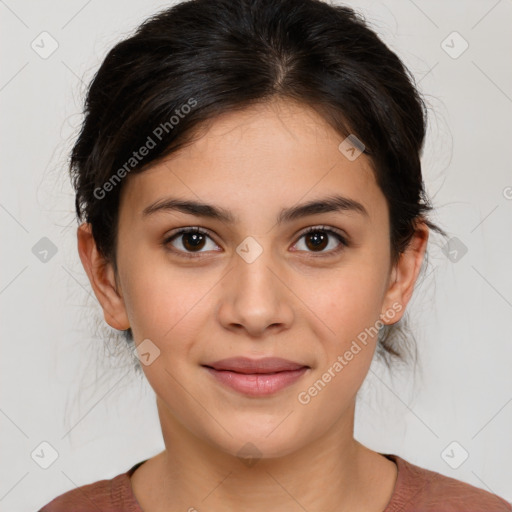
[163,227,221,258]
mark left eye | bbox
[293,227,348,255]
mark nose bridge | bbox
[235,238,281,307]
[217,237,292,335]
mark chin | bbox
[205,418,309,462]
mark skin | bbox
[78,98,428,512]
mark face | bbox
[79,99,427,460]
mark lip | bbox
[205,357,308,373]
[202,357,310,397]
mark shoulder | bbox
[37,461,145,512]
[384,454,511,512]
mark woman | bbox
[39,0,511,510]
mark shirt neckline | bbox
[121,453,409,511]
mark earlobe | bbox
[76,223,130,330]
[381,222,429,325]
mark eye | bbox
[292,225,348,256]
[163,225,349,259]
[163,227,220,258]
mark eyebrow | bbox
[142,194,369,224]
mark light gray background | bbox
[1,0,511,510]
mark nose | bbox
[216,244,294,338]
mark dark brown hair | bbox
[70,0,446,368]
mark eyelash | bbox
[162,225,349,260]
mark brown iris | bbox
[304,230,328,251]
[182,232,207,252]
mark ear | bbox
[380,221,429,325]
[77,222,130,330]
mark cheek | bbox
[303,262,388,344]
[118,246,208,343]
[294,271,385,415]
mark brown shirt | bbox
[38,453,511,511]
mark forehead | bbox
[119,99,387,226]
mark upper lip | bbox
[203,357,309,374]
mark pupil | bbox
[181,231,330,253]
[184,233,205,251]
[307,231,327,251]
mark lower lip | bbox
[204,367,309,397]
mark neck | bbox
[131,397,396,512]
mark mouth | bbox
[202,357,310,397]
